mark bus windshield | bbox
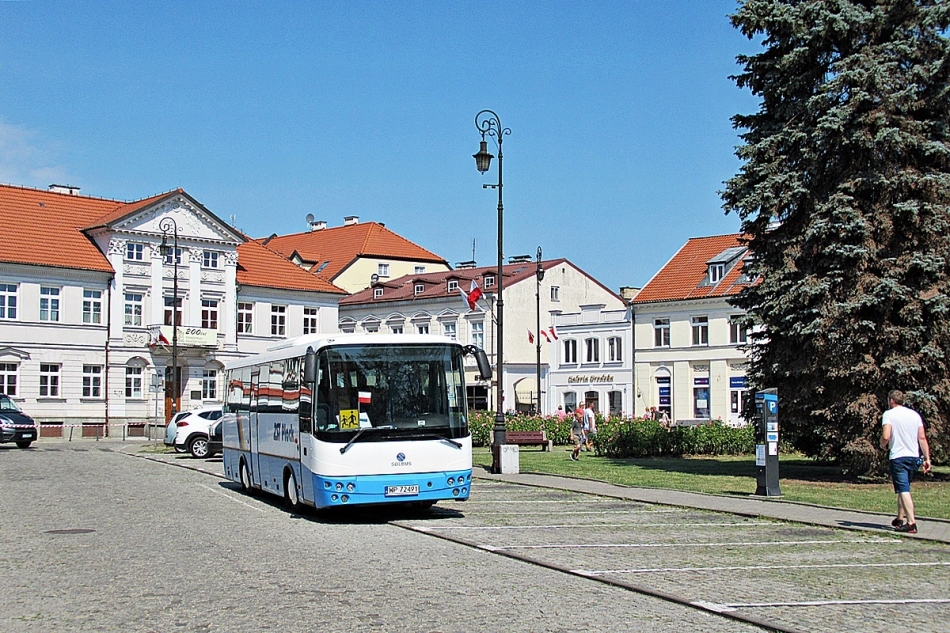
[314,343,468,441]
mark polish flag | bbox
[459,280,483,311]
[548,326,558,340]
[527,329,534,344]
[540,329,551,343]
[358,391,372,405]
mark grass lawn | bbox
[474,446,950,520]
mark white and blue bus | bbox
[221,333,491,510]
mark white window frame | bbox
[374,288,383,299]
[654,318,670,347]
[237,302,253,334]
[39,363,60,397]
[40,286,60,322]
[709,263,725,283]
[414,265,426,274]
[442,321,457,340]
[390,323,404,334]
[483,275,495,288]
[414,283,425,295]
[471,320,484,349]
[124,292,143,326]
[447,280,459,292]
[416,323,429,334]
[82,365,103,398]
[730,316,748,344]
[202,250,220,269]
[83,289,103,324]
[201,299,219,330]
[563,339,577,364]
[126,242,145,261]
[202,369,217,400]
[271,305,287,336]
[585,338,600,363]
[0,362,18,395]
[0,283,17,320]
[303,307,318,334]
[164,295,182,326]
[691,316,709,346]
[164,247,183,266]
[125,366,143,399]
[377,263,390,277]
[607,336,622,362]
[550,286,560,301]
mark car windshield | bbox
[0,394,22,412]
[314,343,467,440]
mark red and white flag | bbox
[149,330,171,347]
[540,329,551,343]
[459,279,483,311]
[527,329,534,344]
[548,326,558,340]
[358,391,372,405]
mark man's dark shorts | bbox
[889,456,919,494]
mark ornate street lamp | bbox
[536,246,544,415]
[159,217,181,419]
[473,109,510,473]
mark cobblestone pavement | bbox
[1,442,762,633]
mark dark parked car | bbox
[0,394,37,448]
[206,419,223,458]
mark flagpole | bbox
[473,109,511,474]
[536,246,543,415]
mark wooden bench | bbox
[505,430,552,451]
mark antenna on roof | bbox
[472,238,476,263]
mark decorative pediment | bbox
[0,346,30,360]
[110,193,244,246]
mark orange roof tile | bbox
[633,234,751,303]
[262,222,448,282]
[236,240,347,294]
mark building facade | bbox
[631,234,751,425]
[0,184,346,431]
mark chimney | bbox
[49,184,80,195]
[309,220,327,231]
[344,215,359,226]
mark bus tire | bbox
[285,470,301,512]
[240,460,253,493]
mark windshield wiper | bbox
[339,425,393,454]
[418,433,462,449]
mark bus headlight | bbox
[447,477,454,486]
[335,482,343,491]
[331,494,338,502]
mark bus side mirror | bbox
[303,347,317,384]
[474,348,492,381]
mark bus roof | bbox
[223,333,462,370]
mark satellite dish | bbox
[305,213,315,224]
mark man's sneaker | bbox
[570,454,578,461]
[895,522,918,534]
[891,517,904,528]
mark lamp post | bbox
[535,246,544,415]
[159,217,180,419]
[473,109,510,473]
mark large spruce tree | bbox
[723,0,950,473]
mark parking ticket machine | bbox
[754,388,782,496]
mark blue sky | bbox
[0,0,761,290]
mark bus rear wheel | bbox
[239,460,252,493]
[285,471,301,512]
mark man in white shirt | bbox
[880,390,932,534]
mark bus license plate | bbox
[385,485,419,497]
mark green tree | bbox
[723,0,950,474]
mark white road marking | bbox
[724,598,950,608]
[576,561,950,575]
[199,483,265,512]
[430,521,772,530]
[499,538,898,550]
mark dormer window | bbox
[316,260,330,273]
[447,280,459,292]
[374,288,383,299]
[709,263,725,283]
[414,283,425,295]
[705,246,747,285]
[484,275,495,288]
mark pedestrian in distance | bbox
[555,405,567,421]
[584,401,597,452]
[880,389,932,534]
[570,405,586,461]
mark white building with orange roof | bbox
[631,233,752,425]
[260,216,451,293]
[338,258,627,414]
[0,184,346,432]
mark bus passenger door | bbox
[249,371,261,487]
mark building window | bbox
[271,305,286,336]
[691,316,709,346]
[390,323,404,334]
[237,302,253,334]
[563,392,577,413]
[202,370,217,400]
[315,260,330,273]
[0,363,18,395]
[125,366,143,398]
[164,247,182,266]
[694,386,710,418]
[415,266,426,274]
[414,283,425,295]
[82,365,102,398]
[0,283,17,320]
[40,287,60,322]
[730,316,748,344]
[364,321,380,333]
[709,263,725,284]
[201,299,218,329]
[607,336,622,362]
[447,280,459,292]
[563,339,577,364]
[471,321,484,349]
[443,322,457,340]
[550,286,560,301]
[303,307,318,334]
[83,289,102,324]
[164,296,182,326]
[585,338,600,363]
[654,318,670,347]
[39,363,60,397]
[377,263,390,277]
[608,390,623,415]
[202,251,220,268]
[124,292,143,326]
[417,323,429,334]
[126,242,145,261]
[374,288,383,299]
[483,276,495,288]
